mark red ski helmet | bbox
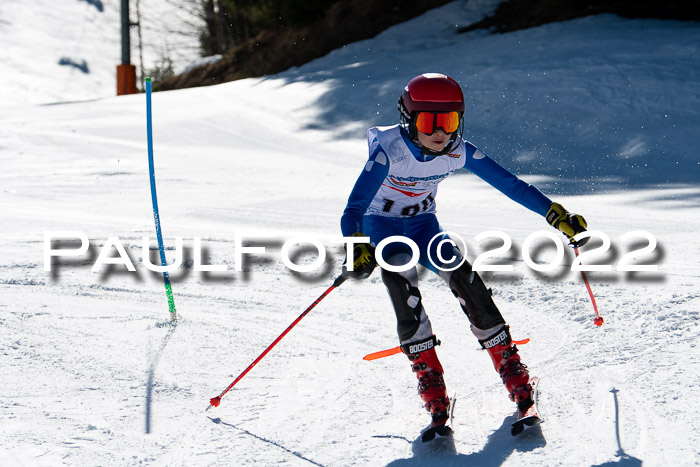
[398,73,465,146]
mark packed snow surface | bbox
[1,1,699,465]
[0,0,202,105]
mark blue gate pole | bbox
[145,78,178,320]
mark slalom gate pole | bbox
[146,78,177,321]
[207,274,347,410]
[574,247,604,327]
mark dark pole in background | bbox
[121,0,131,65]
[117,0,138,95]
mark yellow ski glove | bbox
[546,202,589,247]
[343,232,376,280]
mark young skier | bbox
[340,73,588,437]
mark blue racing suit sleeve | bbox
[462,144,552,217]
[340,144,389,236]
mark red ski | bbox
[421,393,457,442]
[511,377,542,436]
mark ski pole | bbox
[145,77,177,321]
[574,247,604,327]
[207,273,347,410]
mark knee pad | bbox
[381,268,433,342]
[448,261,505,330]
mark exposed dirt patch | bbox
[459,0,700,34]
[157,0,452,91]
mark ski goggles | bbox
[414,111,461,135]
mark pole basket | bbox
[117,64,138,95]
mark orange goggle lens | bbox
[414,111,460,135]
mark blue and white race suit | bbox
[340,124,554,343]
[341,124,551,271]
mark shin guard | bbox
[447,262,505,330]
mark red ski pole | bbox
[574,247,604,327]
[207,273,347,410]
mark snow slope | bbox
[1,1,699,465]
[0,0,203,106]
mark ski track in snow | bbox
[2,0,700,465]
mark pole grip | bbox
[332,273,347,288]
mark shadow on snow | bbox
[261,21,700,201]
[385,415,546,467]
